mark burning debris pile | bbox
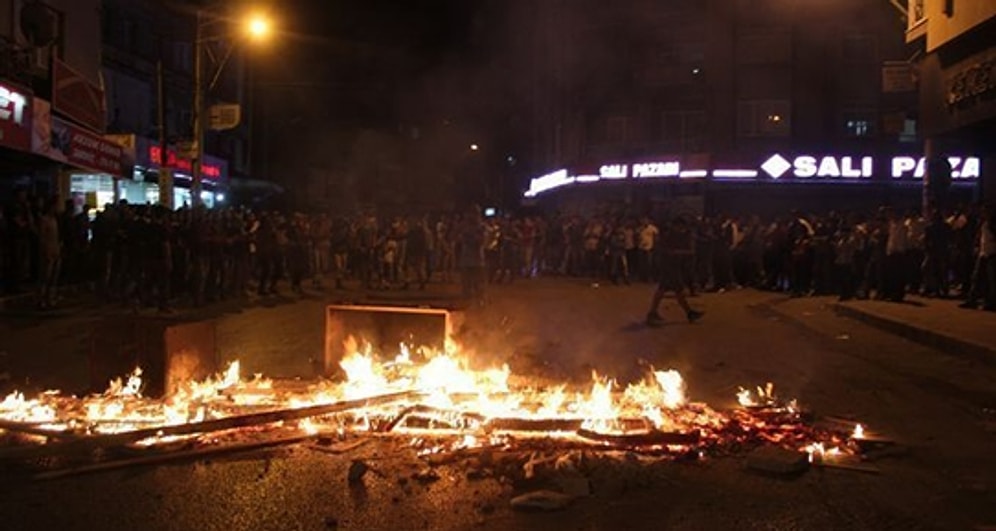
[0,339,884,481]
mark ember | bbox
[0,337,875,478]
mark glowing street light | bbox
[190,11,274,207]
[247,15,271,40]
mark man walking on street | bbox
[646,216,704,327]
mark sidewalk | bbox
[832,296,996,362]
[761,292,996,362]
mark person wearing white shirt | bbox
[883,208,910,302]
[960,205,996,311]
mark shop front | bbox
[522,150,983,216]
[30,98,127,211]
[0,78,55,199]
[125,136,229,209]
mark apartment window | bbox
[842,109,877,138]
[661,111,706,152]
[737,100,790,138]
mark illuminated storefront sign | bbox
[0,82,32,151]
[760,154,873,179]
[524,152,982,197]
[148,145,223,180]
[524,168,573,197]
[597,160,682,180]
[890,156,980,179]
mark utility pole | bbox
[157,57,174,209]
[191,9,205,208]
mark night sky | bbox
[251,0,522,207]
[257,0,487,122]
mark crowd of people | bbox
[1,187,994,313]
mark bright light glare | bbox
[470,144,479,151]
[247,15,270,39]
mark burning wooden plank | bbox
[575,428,700,447]
[1,390,421,461]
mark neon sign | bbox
[760,154,872,179]
[599,164,627,179]
[0,86,27,125]
[148,146,222,179]
[524,153,983,198]
[632,161,680,178]
[524,169,573,197]
[891,156,980,179]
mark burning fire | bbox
[0,336,864,466]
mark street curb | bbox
[832,302,996,364]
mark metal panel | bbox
[324,304,453,377]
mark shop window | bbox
[737,100,790,138]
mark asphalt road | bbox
[1,279,995,530]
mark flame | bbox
[0,336,862,462]
[852,423,865,439]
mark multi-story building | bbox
[517,0,984,216]
[907,0,996,205]
[100,0,248,208]
[0,0,248,209]
[0,0,121,203]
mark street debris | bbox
[348,459,369,485]
[746,446,809,476]
[510,490,574,511]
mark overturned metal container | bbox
[323,304,460,377]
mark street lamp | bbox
[191,10,272,207]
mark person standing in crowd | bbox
[287,213,311,294]
[519,216,537,278]
[310,213,331,289]
[255,212,280,296]
[330,216,351,289]
[646,216,704,327]
[833,223,861,301]
[404,215,430,290]
[456,206,487,306]
[883,207,910,302]
[636,216,658,283]
[35,198,61,309]
[906,208,926,295]
[607,220,630,285]
[959,204,996,311]
[4,189,33,294]
[922,208,951,298]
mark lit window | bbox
[842,109,876,138]
[846,120,869,136]
[737,100,790,137]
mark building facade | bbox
[907,0,996,205]
[0,0,117,202]
[518,0,982,216]
[100,0,248,209]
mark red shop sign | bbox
[0,81,32,151]
[148,145,223,181]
